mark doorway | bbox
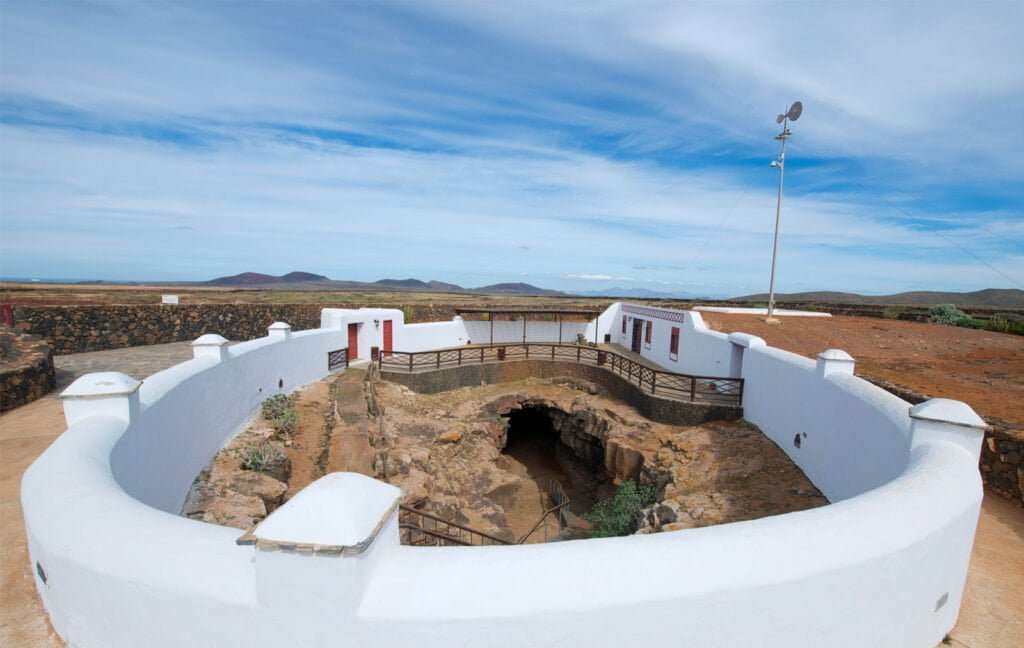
[347,323,359,359]
[383,320,393,357]
[631,319,644,353]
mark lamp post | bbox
[766,101,802,323]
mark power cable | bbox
[786,139,1023,290]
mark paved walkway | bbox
[1,342,1021,646]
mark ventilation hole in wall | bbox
[278,378,283,389]
[793,434,802,449]
[935,592,949,612]
[802,432,808,439]
[258,387,263,393]
[36,561,47,585]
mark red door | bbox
[347,323,359,360]
[383,320,393,357]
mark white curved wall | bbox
[21,307,985,647]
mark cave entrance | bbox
[501,405,610,539]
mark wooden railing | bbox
[379,344,743,407]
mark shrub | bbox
[240,441,286,474]
[985,316,1010,333]
[928,304,969,326]
[956,318,986,330]
[273,410,300,438]
[584,480,656,538]
[261,394,295,420]
[881,307,901,320]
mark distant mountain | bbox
[281,271,329,282]
[574,287,694,299]
[206,272,281,286]
[427,279,464,292]
[729,288,1024,308]
[374,278,432,289]
[473,282,565,296]
[199,272,563,295]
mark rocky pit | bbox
[183,368,827,543]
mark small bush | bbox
[928,304,969,326]
[584,480,656,538]
[985,316,1010,333]
[240,441,286,474]
[956,318,986,330]
[261,394,295,420]
[881,307,901,320]
[273,410,300,438]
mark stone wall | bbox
[12,303,457,355]
[863,375,1023,506]
[1,326,56,411]
[381,359,741,426]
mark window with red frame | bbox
[669,326,680,361]
[644,320,652,349]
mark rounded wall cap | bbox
[728,332,767,348]
[910,398,989,430]
[267,321,292,331]
[192,333,229,347]
[817,349,855,362]
[60,372,141,399]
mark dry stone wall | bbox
[0,326,56,410]
[13,303,457,354]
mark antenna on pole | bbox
[765,101,802,324]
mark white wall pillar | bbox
[268,321,292,340]
[191,333,230,362]
[910,398,988,460]
[728,332,766,378]
[59,372,141,426]
[816,349,855,378]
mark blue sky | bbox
[1,1,1022,297]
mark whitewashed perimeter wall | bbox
[21,306,984,647]
[463,320,590,344]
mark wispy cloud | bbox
[1,1,1021,295]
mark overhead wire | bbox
[785,138,1023,290]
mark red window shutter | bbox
[645,320,652,344]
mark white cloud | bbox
[0,1,1021,295]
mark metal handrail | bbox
[398,505,511,547]
[378,343,744,406]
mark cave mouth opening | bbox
[501,405,610,520]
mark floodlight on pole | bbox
[766,100,802,323]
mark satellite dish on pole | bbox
[776,114,786,124]
[787,101,803,121]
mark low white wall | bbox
[322,308,469,354]
[21,306,985,647]
[396,319,468,351]
[114,329,346,513]
[463,320,589,344]
[741,345,912,502]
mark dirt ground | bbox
[700,313,1024,428]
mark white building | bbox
[22,304,985,647]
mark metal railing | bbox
[379,343,743,407]
[327,347,349,371]
[398,505,512,547]
[399,480,572,547]
[516,479,571,545]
